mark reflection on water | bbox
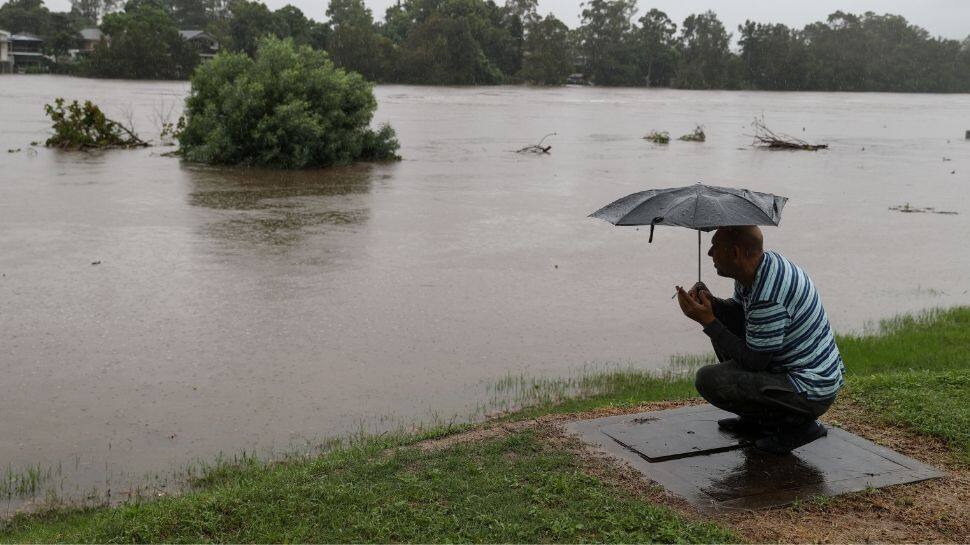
[1,75,969,513]
[702,448,828,502]
[186,164,375,248]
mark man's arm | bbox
[702,320,774,371]
[678,286,782,372]
[705,300,791,372]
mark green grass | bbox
[0,431,734,543]
[836,307,970,375]
[845,369,970,462]
[2,306,968,543]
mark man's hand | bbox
[675,285,715,326]
[689,281,711,301]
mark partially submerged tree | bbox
[643,130,670,144]
[678,125,706,142]
[178,36,400,169]
[44,98,147,149]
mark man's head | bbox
[708,226,764,280]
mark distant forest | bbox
[3,0,970,91]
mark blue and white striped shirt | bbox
[732,251,845,400]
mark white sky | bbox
[39,0,970,40]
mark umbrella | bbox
[589,183,788,282]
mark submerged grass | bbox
[1,307,968,542]
[0,465,56,500]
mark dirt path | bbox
[414,398,969,543]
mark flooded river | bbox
[1,75,969,510]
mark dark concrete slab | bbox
[566,404,945,513]
[600,404,751,461]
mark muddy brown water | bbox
[1,75,969,511]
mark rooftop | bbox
[10,33,44,42]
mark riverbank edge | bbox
[1,307,968,543]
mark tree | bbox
[0,0,51,35]
[674,10,733,89]
[47,11,85,55]
[71,0,120,25]
[179,36,399,169]
[578,0,641,86]
[397,13,502,84]
[85,2,199,79]
[635,8,678,86]
[518,13,572,85]
[325,0,386,80]
[225,0,276,55]
[738,21,808,90]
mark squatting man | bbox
[675,226,845,454]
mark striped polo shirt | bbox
[732,251,845,400]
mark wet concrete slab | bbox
[566,404,945,512]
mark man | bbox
[674,226,844,454]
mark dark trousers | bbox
[694,300,834,429]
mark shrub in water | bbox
[179,37,400,169]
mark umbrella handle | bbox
[648,216,663,244]
[698,230,702,283]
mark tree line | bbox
[3,0,970,91]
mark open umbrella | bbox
[589,183,788,282]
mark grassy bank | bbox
[2,307,968,542]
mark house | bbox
[0,30,12,74]
[179,30,219,61]
[9,33,48,71]
[77,27,104,56]
[566,73,589,85]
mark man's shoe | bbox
[717,417,770,436]
[754,421,827,454]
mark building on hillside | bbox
[179,30,219,61]
[9,33,48,72]
[0,31,12,74]
[77,27,104,57]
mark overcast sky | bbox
[42,0,970,41]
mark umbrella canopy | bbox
[589,183,788,281]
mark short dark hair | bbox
[718,226,763,257]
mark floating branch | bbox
[678,125,706,142]
[751,117,827,151]
[643,131,670,144]
[889,203,958,215]
[517,132,556,154]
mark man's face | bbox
[708,230,738,278]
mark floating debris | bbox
[678,126,706,142]
[889,204,958,215]
[751,117,827,151]
[516,132,555,154]
[643,131,670,144]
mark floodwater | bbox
[1,75,969,511]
